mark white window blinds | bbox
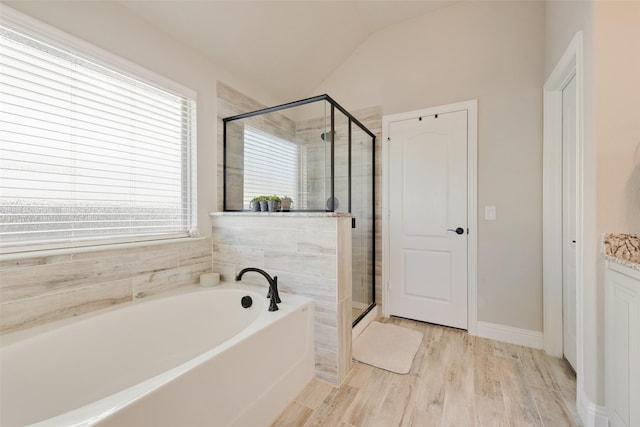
[243,126,298,208]
[0,24,196,250]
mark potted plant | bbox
[250,196,263,211]
[281,196,293,211]
[258,196,269,212]
[267,195,281,212]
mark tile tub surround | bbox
[0,238,212,335]
[210,212,353,385]
[603,233,640,270]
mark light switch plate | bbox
[485,206,496,220]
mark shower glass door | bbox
[351,125,374,324]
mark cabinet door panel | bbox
[605,263,640,427]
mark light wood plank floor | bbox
[272,317,582,427]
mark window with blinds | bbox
[243,126,298,208]
[0,23,196,251]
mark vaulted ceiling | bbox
[119,1,455,101]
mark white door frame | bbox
[382,100,478,335]
[543,28,584,396]
[543,31,583,357]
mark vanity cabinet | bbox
[605,261,640,427]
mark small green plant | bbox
[251,195,269,203]
[267,195,281,202]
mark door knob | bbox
[447,227,465,235]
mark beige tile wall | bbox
[0,239,212,335]
[210,213,352,385]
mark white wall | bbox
[3,0,284,234]
[315,1,546,332]
[595,2,640,234]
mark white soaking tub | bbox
[0,283,314,427]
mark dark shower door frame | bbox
[222,94,376,326]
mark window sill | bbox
[0,236,208,262]
[210,211,352,218]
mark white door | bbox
[388,110,468,329]
[562,74,577,370]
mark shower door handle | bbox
[447,227,465,235]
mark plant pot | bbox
[250,201,260,211]
[281,198,292,211]
[259,200,268,211]
[267,200,281,212]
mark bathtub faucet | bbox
[235,268,281,312]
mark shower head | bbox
[320,131,334,141]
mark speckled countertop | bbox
[603,233,640,271]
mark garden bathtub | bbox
[0,284,314,426]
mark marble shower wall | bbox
[0,239,212,335]
[210,213,352,385]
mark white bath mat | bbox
[353,321,423,374]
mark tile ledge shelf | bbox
[602,233,640,271]
[209,211,352,218]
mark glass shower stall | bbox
[223,95,375,325]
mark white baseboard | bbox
[475,321,544,349]
[577,390,609,427]
[352,305,380,341]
